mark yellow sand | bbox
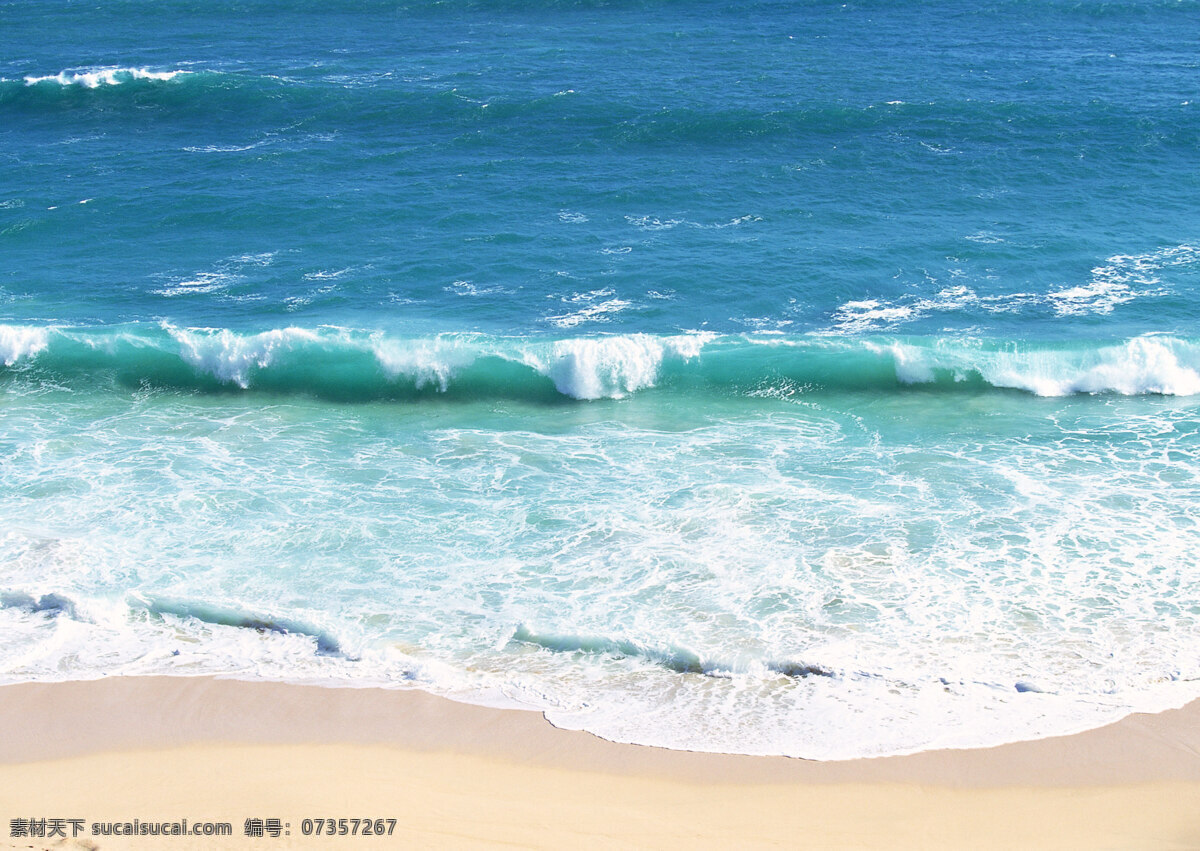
[1,677,1198,849]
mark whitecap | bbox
[830,299,915,333]
[546,299,631,328]
[182,142,268,153]
[0,325,49,366]
[1046,245,1193,316]
[302,268,353,281]
[985,336,1200,397]
[522,333,711,399]
[445,280,509,297]
[165,325,320,387]
[625,215,683,230]
[152,252,277,297]
[371,334,479,392]
[23,67,188,88]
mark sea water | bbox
[2,0,1200,759]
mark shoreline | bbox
[1,676,1199,848]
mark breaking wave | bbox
[20,67,190,88]
[513,625,834,678]
[133,595,347,658]
[2,324,1199,401]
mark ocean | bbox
[3,0,1200,759]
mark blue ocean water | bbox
[3,0,1200,758]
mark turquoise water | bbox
[3,0,1200,758]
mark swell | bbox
[0,66,206,106]
[2,324,1199,401]
[19,67,190,88]
[3,67,1194,152]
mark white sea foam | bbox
[830,244,1195,332]
[154,270,242,297]
[882,335,1200,396]
[166,325,319,387]
[3,387,1200,757]
[153,252,277,298]
[231,252,276,267]
[372,335,481,391]
[546,288,633,328]
[182,142,268,153]
[1046,245,1192,316]
[738,316,794,333]
[302,267,353,281]
[623,213,760,231]
[522,333,709,399]
[0,587,422,690]
[986,336,1200,396]
[444,280,509,297]
[3,328,1198,759]
[547,299,631,328]
[705,214,762,229]
[23,67,188,88]
[831,286,1047,333]
[625,215,683,230]
[964,231,1005,243]
[831,299,916,332]
[0,326,49,366]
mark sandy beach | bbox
[0,677,1197,849]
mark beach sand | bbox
[0,676,1198,849]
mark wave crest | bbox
[22,67,190,88]
[882,335,1200,396]
[536,334,709,399]
[0,325,49,367]
[167,326,322,388]
[3,324,1199,401]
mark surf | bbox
[3,324,1200,401]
